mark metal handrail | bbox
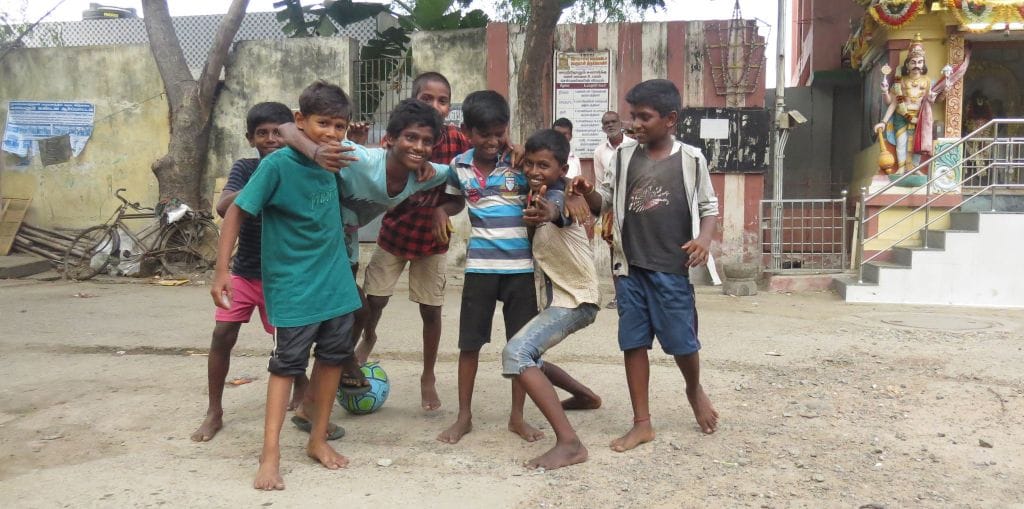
[855,119,1024,283]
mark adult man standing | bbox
[591,111,635,309]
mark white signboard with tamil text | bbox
[553,51,610,159]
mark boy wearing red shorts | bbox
[191,102,301,442]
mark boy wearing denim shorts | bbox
[576,79,720,452]
[192,102,296,443]
[503,129,603,470]
[213,81,360,490]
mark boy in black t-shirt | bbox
[192,102,311,443]
[574,79,720,452]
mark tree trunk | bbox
[516,0,563,140]
[141,0,248,210]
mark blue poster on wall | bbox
[2,101,96,158]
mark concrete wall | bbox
[1,37,359,230]
[411,29,487,106]
[0,45,169,229]
[206,37,359,195]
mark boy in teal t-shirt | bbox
[213,81,358,491]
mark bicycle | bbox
[62,188,220,281]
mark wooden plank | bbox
[0,196,32,256]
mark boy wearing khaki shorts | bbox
[354,72,468,411]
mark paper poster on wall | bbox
[2,101,96,158]
[553,51,610,158]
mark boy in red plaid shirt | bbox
[355,72,469,410]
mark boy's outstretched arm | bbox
[682,215,717,268]
[278,122,359,172]
[211,204,249,309]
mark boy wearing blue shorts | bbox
[576,79,721,452]
[213,81,360,490]
[193,102,296,443]
[503,129,602,470]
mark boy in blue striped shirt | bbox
[437,91,543,444]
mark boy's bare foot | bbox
[526,439,588,470]
[610,419,655,452]
[687,385,719,434]
[508,419,545,442]
[254,451,284,490]
[306,440,349,470]
[191,411,223,442]
[421,374,441,411]
[561,392,602,411]
[437,416,472,444]
[288,377,308,411]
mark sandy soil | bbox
[0,274,1022,508]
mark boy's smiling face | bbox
[522,148,566,193]
[391,124,436,172]
[464,124,507,163]
[296,113,350,145]
[247,121,285,158]
[415,80,452,118]
[628,104,677,145]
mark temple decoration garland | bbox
[945,0,1024,31]
[869,0,927,28]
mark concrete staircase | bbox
[835,211,1024,307]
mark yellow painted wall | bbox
[0,45,169,229]
[1,38,360,231]
[865,207,952,251]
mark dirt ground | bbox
[0,272,1022,508]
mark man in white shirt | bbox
[552,117,582,179]
[590,111,636,309]
[592,111,636,185]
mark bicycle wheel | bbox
[158,218,220,275]
[63,225,120,281]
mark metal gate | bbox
[760,191,850,272]
[352,56,411,146]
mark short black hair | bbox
[412,72,452,98]
[625,79,681,117]
[386,98,443,139]
[298,80,352,119]
[525,128,570,167]
[552,117,573,132]
[461,90,510,131]
[246,102,293,137]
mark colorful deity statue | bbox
[874,34,941,177]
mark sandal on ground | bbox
[339,371,371,396]
[290,415,346,441]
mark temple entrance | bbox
[960,37,1024,188]
[963,40,1024,134]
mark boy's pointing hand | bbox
[567,176,593,197]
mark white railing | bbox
[856,119,1024,283]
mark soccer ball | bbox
[337,362,390,415]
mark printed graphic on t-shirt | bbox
[627,174,671,213]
